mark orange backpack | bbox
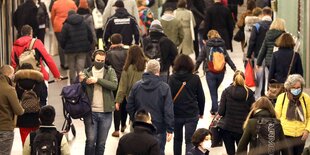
[207,47,226,73]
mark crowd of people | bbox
[0,0,309,155]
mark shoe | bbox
[210,111,217,116]
[60,65,69,70]
[121,125,127,132]
[112,131,119,137]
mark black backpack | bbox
[144,36,161,60]
[255,117,283,155]
[30,128,63,155]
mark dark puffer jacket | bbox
[256,29,285,67]
[168,71,205,118]
[106,46,128,80]
[218,85,255,134]
[60,12,93,53]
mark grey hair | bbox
[146,59,160,75]
[284,74,305,89]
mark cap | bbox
[149,20,164,33]
[113,0,124,8]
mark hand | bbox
[79,72,86,82]
[115,103,120,111]
[203,40,207,45]
[199,115,203,119]
[256,65,261,70]
[55,76,63,82]
[86,77,97,84]
[166,132,173,142]
[301,130,309,141]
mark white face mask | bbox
[201,140,212,150]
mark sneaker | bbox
[112,131,119,137]
[121,125,127,132]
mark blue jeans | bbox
[156,132,167,155]
[206,71,225,113]
[0,131,14,155]
[84,112,112,155]
[174,117,199,155]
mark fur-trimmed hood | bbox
[14,69,44,82]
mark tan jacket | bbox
[0,75,24,131]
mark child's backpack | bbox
[207,47,226,73]
[144,37,161,61]
[30,128,63,155]
[61,83,91,119]
[18,84,40,113]
[255,117,283,154]
[18,38,41,71]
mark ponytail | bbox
[233,70,249,100]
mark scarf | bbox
[286,92,305,122]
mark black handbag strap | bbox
[287,52,296,79]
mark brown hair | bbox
[191,128,211,147]
[243,97,276,129]
[110,33,122,44]
[275,33,295,49]
[262,7,273,16]
[21,25,33,36]
[207,30,221,39]
[177,0,187,8]
[173,54,194,73]
[247,0,256,11]
[123,45,147,72]
[252,7,263,16]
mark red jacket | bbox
[11,36,61,80]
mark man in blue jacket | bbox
[126,60,174,155]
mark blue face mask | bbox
[291,88,302,96]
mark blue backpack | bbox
[61,83,91,119]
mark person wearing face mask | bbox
[274,74,310,155]
[0,65,24,155]
[79,50,118,155]
[187,128,212,155]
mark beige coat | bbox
[174,8,196,55]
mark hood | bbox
[133,121,157,134]
[258,20,272,32]
[227,85,249,101]
[171,71,193,82]
[245,16,261,25]
[77,8,91,15]
[161,13,175,21]
[13,36,32,47]
[140,72,162,91]
[14,69,44,82]
[65,13,84,25]
[206,38,225,47]
[265,29,284,41]
[114,8,131,18]
[253,109,274,118]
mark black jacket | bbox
[218,85,255,134]
[187,0,206,27]
[195,38,236,73]
[203,2,234,51]
[37,2,50,29]
[127,72,174,133]
[13,0,39,37]
[103,8,140,47]
[268,48,303,83]
[246,20,272,59]
[106,46,128,80]
[14,69,44,128]
[60,13,93,53]
[143,31,178,73]
[168,71,205,118]
[116,121,160,155]
[187,147,209,155]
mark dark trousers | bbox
[174,116,198,155]
[206,71,225,113]
[285,136,305,155]
[113,98,128,131]
[55,32,66,67]
[37,28,46,44]
[193,27,200,60]
[221,128,242,155]
[39,81,47,106]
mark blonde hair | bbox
[233,70,249,100]
[146,59,160,75]
[243,97,276,129]
[269,18,286,31]
[207,30,221,39]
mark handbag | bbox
[245,61,255,87]
[233,27,245,42]
[92,0,103,29]
[209,114,223,147]
[267,52,296,99]
[173,82,186,103]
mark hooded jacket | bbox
[14,69,44,128]
[168,71,205,118]
[126,72,174,133]
[0,74,24,131]
[106,46,128,80]
[77,8,97,44]
[142,31,178,73]
[103,8,140,47]
[236,109,289,155]
[257,29,285,67]
[61,12,93,53]
[160,13,184,46]
[218,85,255,134]
[195,38,236,73]
[11,36,61,81]
[116,121,159,155]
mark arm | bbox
[275,93,285,119]
[224,49,237,71]
[86,23,94,44]
[60,136,70,155]
[164,87,174,133]
[96,68,118,91]
[304,94,310,132]
[295,53,304,77]
[60,24,68,49]
[149,142,161,155]
[101,0,112,27]
[132,18,140,45]
[196,76,205,116]
[10,47,17,70]
[126,83,138,121]
[218,88,227,116]
[256,40,267,66]
[227,10,234,41]
[195,46,207,70]
[103,19,112,46]
[268,54,276,82]
[51,3,56,27]
[178,21,184,45]
[246,26,258,59]
[8,89,24,115]
[115,71,128,103]
[236,120,253,155]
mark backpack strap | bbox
[303,96,307,118]
[28,38,37,50]
[29,131,37,154]
[56,132,64,154]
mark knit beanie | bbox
[149,20,164,33]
